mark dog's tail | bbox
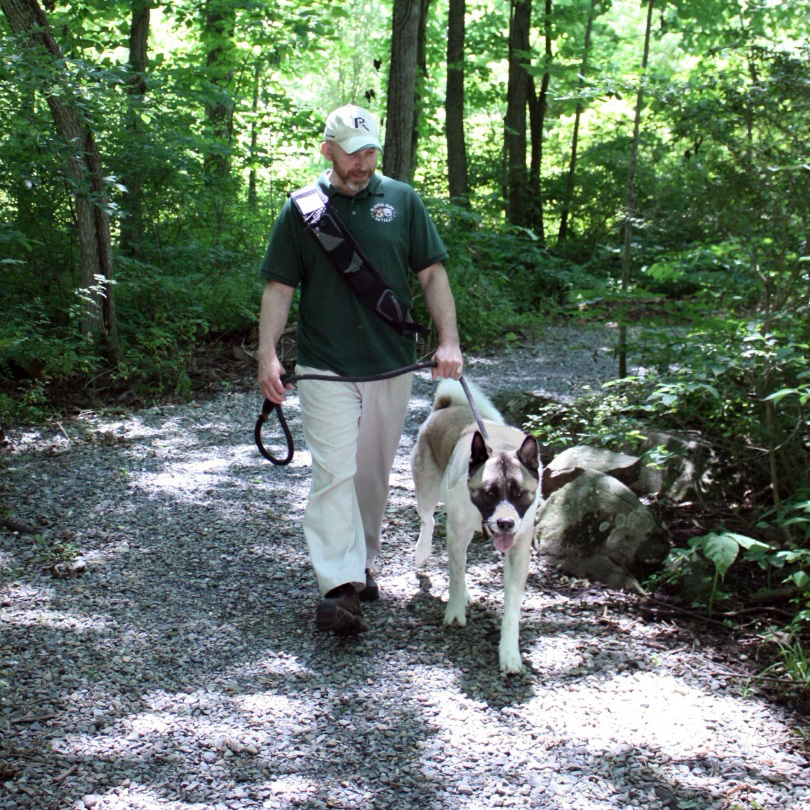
[433,378,503,423]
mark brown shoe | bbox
[315,584,367,636]
[358,569,379,602]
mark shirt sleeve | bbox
[259,199,304,287]
[408,191,449,273]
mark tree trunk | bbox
[1,0,120,355]
[505,0,531,226]
[445,0,468,202]
[203,0,236,180]
[526,0,551,241]
[119,0,150,258]
[558,0,598,244]
[127,0,149,98]
[408,0,431,176]
[618,0,655,378]
[411,0,430,175]
[248,61,260,209]
[384,0,425,183]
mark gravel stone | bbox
[1,326,808,810]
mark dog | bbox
[410,379,542,674]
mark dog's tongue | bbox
[493,533,515,552]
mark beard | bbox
[330,163,373,194]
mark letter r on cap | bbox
[354,117,370,131]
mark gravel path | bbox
[1,327,808,810]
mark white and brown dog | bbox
[411,379,542,673]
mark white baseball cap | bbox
[323,105,382,154]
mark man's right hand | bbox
[258,354,293,405]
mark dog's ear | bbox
[517,435,540,478]
[469,431,490,471]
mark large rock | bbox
[542,445,640,498]
[631,430,718,502]
[535,469,669,592]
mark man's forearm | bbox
[419,263,460,346]
[258,281,295,362]
[258,281,296,402]
[418,262,463,379]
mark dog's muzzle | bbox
[483,517,517,552]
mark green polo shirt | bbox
[260,171,448,376]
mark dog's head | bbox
[468,431,540,552]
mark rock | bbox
[535,469,669,591]
[630,429,718,502]
[542,446,641,498]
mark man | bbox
[257,104,463,636]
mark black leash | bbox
[458,376,489,441]
[254,362,489,466]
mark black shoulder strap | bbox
[290,182,428,337]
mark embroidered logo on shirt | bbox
[370,202,396,223]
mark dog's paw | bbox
[443,602,467,627]
[499,649,524,675]
[414,541,431,568]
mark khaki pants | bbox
[296,365,413,595]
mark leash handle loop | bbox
[254,399,294,465]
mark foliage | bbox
[3,0,807,402]
[656,530,772,617]
[523,314,809,653]
[531,311,809,502]
[31,532,81,570]
[423,201,594,348]
[762,633,810,687]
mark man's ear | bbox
[320,141,332,160]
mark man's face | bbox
[322,142,379,195]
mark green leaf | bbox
[701,532,742,579]
[764,388,799,405]
[730,534,770,552]
[790,571,810,589]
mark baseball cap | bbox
[323,105,382,154]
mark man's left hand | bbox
[431,342,464,380]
